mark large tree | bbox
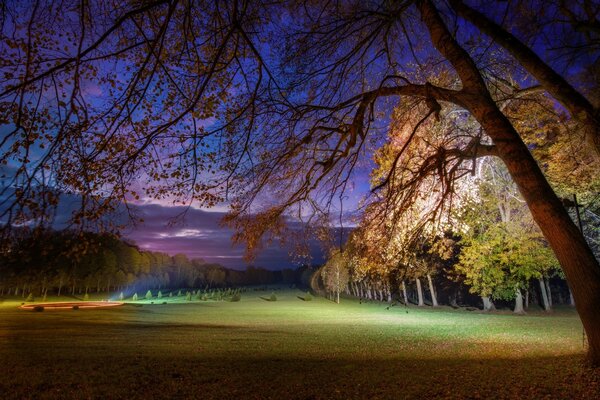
[1,0,600,363]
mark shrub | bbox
[83,293,90,301]
[269,293,277,302]
[145,290,152,300]
[230,293,241,302]
[304,293,312,301]
[169,292,173,297]
[186,292,192,301]
[33,305,44,312]
[157,291,162,299]
[132,293,138,301]
[178,290,183,296]
[25,293,34,302]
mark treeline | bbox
[315,241,574,313]
[0,229,313,297]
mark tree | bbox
[1,0,599,363]
[321,249,350,304]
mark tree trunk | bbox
[545,278,553,308]
[401,281,409,305]
[336,289,339,304]
[482,296,495,311]
[514,289,525,314]
[569,285,575,307]
[539,278,551,311]
[419,0,600,365]
[426,274,439,307]
[525,289,529,310]
[416,278,424,306]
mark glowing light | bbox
[19,301,124,310]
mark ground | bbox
[0,289,599,399]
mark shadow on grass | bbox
[1,352,598,399]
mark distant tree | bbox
[321,250,350,304]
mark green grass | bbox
[0,290,599,399]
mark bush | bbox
[83,293,90,301]
[304,293,312,301]
[169,292,173,297]
[269,293,277,302]
[25,293,34,302]
[145,290,153,300]
[230,293,241,302]
[178,290,183,296]
[132,293,138,301]
[157,291,162,299]
[186,292,192,301]
[33,305,44,312]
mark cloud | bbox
[122,203,328,270]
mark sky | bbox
[121,202,331,270]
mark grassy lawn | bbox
[1,289,599,399]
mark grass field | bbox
[1,289,599,399]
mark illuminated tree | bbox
[1,0,600,363]
[321,249,350,304]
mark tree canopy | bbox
[1,0,600,363]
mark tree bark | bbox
[545,278,553,307]
[482,296,495,311]
[539,278,551,311]
[401,280,409,305]
[418,0,600,364]
[426,273,439,307]
[514,288,525,314]
[416,278,424,306]
[449,0,600,159]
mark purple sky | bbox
[122,203,332,270]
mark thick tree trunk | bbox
[421,0,600,364]
[539,278,551,311]
[449,0,600,159]
[426,274,439,307]
[416,278,424,306]
[514,289,525,314]
[401,281,409,305]
[482,296,495,311]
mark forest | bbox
[0,230,310,298]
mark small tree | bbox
[157,291,162,299]
[321,249,350,304]
[132,293,138,301]
[145,290,152,300]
